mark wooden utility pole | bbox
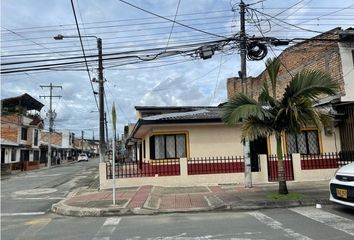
[40,83,62,168]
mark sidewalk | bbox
[51,180,331,217]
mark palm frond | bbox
[258,79,270,104]
[283,70,339,101]
[241,117,273,141]
[266,57,280,98]
[222,93,272,125]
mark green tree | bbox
[222,58,338,194]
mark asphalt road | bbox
[2,159,354,240]
[1,205,354,240]
[1,158,99,216]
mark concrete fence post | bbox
[180,157,188,177]
[292,153,301,181]
[99,162,108,189]
[258,154,269,183]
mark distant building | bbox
[1,93,44,170]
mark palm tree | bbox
[222,58,339,194]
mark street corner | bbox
[204,195,228,210]
[51,197,132,217]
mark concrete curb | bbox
[50,197,332,217]
[229,198,332,211]
[1,160,78,181]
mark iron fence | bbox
[106,159,180,179]
[338,151,354,166]
[187,156,244,175]
[267,155,294,181]
[301,151,354,170]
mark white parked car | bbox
[329,162,354,208]
[77,153,89,162]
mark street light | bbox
[54,34,106,163]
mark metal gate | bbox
[267,154,294,181]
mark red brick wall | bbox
[40,132,62,146]
[227,29,344,99]
[1,114,19,142]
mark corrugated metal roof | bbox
[142,108,222,121]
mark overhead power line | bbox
[0,9,232,33]
[248,7,324,33]
[70,0,99,110]
[117,0,229,39]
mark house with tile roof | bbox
[126,106,264,172]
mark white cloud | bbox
[2,0,353,137]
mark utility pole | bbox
[105,112,109,149]
[53,34,106,163]
[40,83,62,168]
[98,38,106,163]
[240,0,252,188]
[81,130,84,152]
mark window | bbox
[11,149,17,161]
[33,129,39,146]
[286,130,320,155]
[20,150,30,161]
[33,150,40,161]
[1,148,4,164]
[143,140,146,159]
[150,134,186,159]
[21,127,28,140]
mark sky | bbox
[1,0,353,139]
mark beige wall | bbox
[268,126,341,155]
[292,153,337,181]
[133,123,340,161]
[141,123,245,161]
[137,123,339,163]
[321,127,341,153]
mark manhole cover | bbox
[14,188,57,195]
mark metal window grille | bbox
[153,134,186,159]
[154,135,165,159]
[297,133,307,154]
[166,135,175,158]
[286,130,319,155]
[286,134,297,154]
[307,131,319,154]
[176,135,186,158]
